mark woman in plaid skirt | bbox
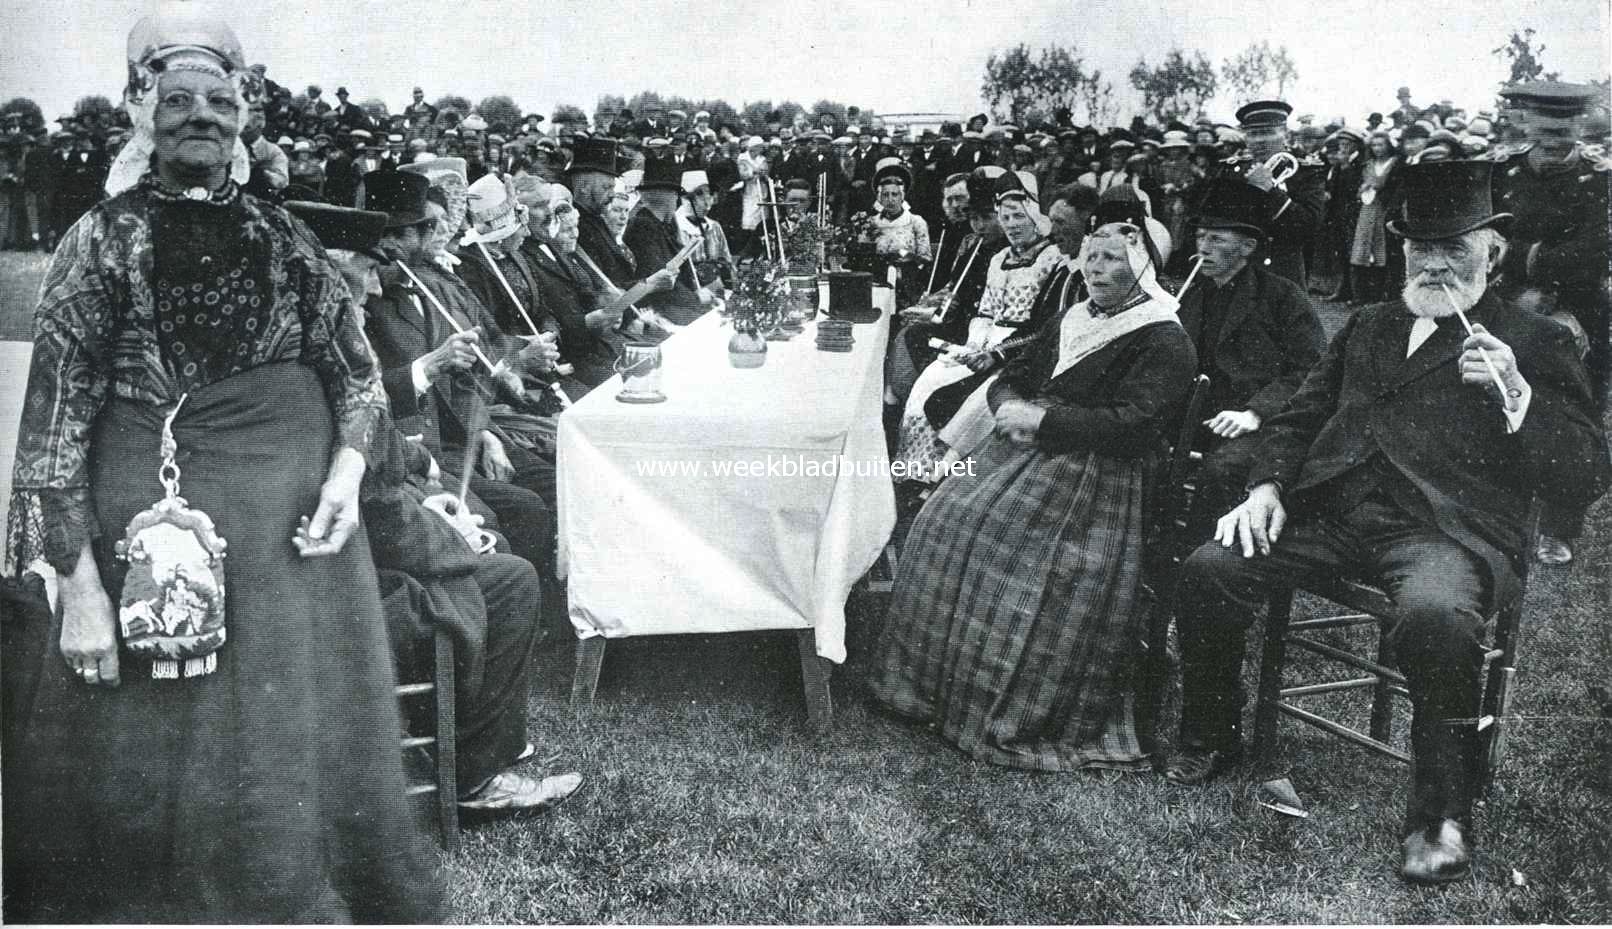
[870,222,1196,771]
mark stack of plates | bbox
[815,319,854,353]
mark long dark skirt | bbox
[869,435,1149,772]
[3,362,442,923]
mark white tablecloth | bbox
[556,290,896,663]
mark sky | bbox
[1,0,1607,129]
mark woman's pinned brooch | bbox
[114,395,229,679]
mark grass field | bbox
[1,249,1607,923]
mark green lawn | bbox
[2,249,1607,923]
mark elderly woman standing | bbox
[870,222,1196,771]
[2,11,441,922]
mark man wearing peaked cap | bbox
[1168,159,1609,887]
[1488,80,1611,564]
[1178,98,1325,291]
[1175,177,1325,526]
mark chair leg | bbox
[1368,621,1394,743]
[797,629,834,734]
[433,629,459,851]
[571,636,607,706]
[1135,598,1175,759]
[1254,590,1294,763]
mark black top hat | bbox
[568,137,618,176]
[1385,161,1514,241]
[1236,99,1292,128]
[285,200,389,261]
[638,155,682,191]
[1191,177,1270,240]
[361,170,431,228]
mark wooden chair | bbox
[1136,374,1211,755]
[1252,500,1541,784]
[397,628,458,850]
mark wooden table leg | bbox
[571,636,606,706]
[797,629,833,733]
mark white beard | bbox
[1402,270,1484,320]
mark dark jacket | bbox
[1175,263,1325,421]
[522,240,624,388]
[1249,291,1610,607]
[576,207,638,289]
[1180,155,1326,289]
[623,208,707,325]
[987,310,1197,460]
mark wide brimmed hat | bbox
[638,155,683,192]
[1191,177,1270,240]
[362,170,432,228]
[1159,130,1192,150]
[284,200,389,261]
[464,174,523,243]
[568,137,618,176]
[1386,161,1513,240]
[873,156,912,188]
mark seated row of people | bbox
[871,159,1610,885]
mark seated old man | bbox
[1165,162,1610,884]
[288,199,583,817]
[1176,177,1325,525]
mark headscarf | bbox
[1053,222,1181,379]
[106,9,255,197]
[1078,221,1178,314]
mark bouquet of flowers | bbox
[823,212,878,270]
[723,259,792,333]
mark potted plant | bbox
[722,259,791,366]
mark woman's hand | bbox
[294,447,365,558]
[994,399,1045,445]
[60,543,120,687]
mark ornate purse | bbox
[114,396,229,679]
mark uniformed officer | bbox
[1489,81,1611,565]
[1175,100,1326,292]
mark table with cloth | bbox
[556,289,896,727]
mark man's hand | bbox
[517,331,561,371]
[696,286,716,306]
[994,399,1045,445]
[1244,163,1277,192]
[1205,409,1261,439]
[646,267,676,292]
[1215,481,1287,558]
[1460,324,1527,404]
[423,329,480,380]
[479,430,514,481]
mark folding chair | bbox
[1136,374,1211,755]
[397,628,458,850]
[1253,499,1541,784]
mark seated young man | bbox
[1165,162,1609,884]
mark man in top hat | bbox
[1166,160,1609,885]
[569,136,676,301]
[1488,80,1611,565]
[1175,177,1325,525]
[624,155,712,326]
[363,170,561,574]
[287,197,583,821]
[1183,100,1326,292]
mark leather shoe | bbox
[1164,745,1242,785]
[1400,819,1472,884]
[458,770,583,818]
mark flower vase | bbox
[728,324,768,367]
